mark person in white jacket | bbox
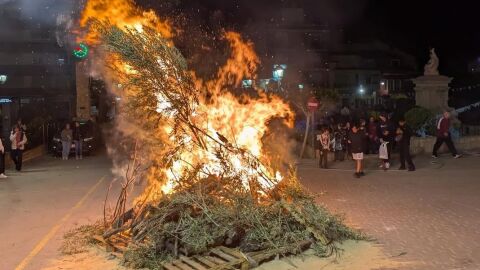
[10,126,27,171]
[0,137,6,178]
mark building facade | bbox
[0,2,76,139]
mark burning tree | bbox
[77,0,362,268]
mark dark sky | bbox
[143,0,479,76]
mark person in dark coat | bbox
[377,112,394,170]
[73,121,84,160]
[432,110,461,159]
[396,118,415,171]
[348,122,367,178]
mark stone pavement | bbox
[298,153,480,270]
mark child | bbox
[333,131,345,161]
[349,122,366,178]
[397,118,415,171]
[318,128,331,169]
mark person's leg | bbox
[318,150,322,168]
[74,140,79,159]
[432,137,444,156]
[444,136,458,156]
[17,150,23,171]
[406,146,415,170]
[322,150,328,169]
[399,144,406,169]
[0,153,5,175]
[79,140,83,159]
[10,150,17,166]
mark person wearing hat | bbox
[377,112,394,170]
[396,117,415,171]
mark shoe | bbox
[0,174,7,179]
[354,172,361,178]
[385,162,390,169]
[453,154,462,159]
[408,167,416,171]
[359,172,365,176]
[398,167,406,170]
[432,155,438,159]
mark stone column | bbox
[413,75,452,113]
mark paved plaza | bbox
[1,153,479,269]
[298,153,480,270]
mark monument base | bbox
[413,75,452,113]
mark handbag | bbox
[379,142,389,160]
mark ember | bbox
[77,0,362,268]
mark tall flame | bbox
[79,0,172,44]
[80,0,294,204]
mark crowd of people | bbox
[0,119,28,179]
[0,120,87,180]
[316,110,461,178]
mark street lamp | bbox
[358,85,365,94]
[242,79,253,89]
[0,74,7,85]
[272,64,287,81]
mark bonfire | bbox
[76,0,362,268]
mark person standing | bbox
[396,118,415,171]
[73,121,84,160]
[367,116,379,154]
[318,128,331,169]
[10,126,28,171]
[349,122,366,178]
[0,136,7,178]
[377,112,394,170]
[61,123,73,160]
[432,110,462,159]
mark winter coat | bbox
[397,125,413,146]
[61,129,73,142]
[436,117,450,138]
[10,131,28,150]
[73,126,84,141]
[377,120,394,143]
[349,129,366,153]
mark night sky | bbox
[141,0,479,76]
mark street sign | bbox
[307,96,319,112]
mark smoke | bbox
[1,0,76,24]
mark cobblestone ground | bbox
[298,153,480,270]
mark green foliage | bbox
[405,107,434,133]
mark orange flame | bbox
[79,0,294,204]
[79,0,172,44]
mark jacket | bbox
[377,120,394,142]
[73,126,83,141]
[10,131,28,150]
[397,125,413,145]
[349,129,366,153]
[436,117,450,138]
[61,129,73,142]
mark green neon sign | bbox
[73,43,89,59]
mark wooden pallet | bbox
[163,247,251,270]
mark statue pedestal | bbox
[413,75,452,113]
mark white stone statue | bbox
[424,48,439,75]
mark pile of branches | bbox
[121,176,361,268]
[91,21,363,268]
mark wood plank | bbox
[193,255,218,268]
[210,249,237,262]
[163,263,182,270]
[172,260,194,270]
[179,255,208,270]
[205,255,228,265]
[218,247,245,260]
